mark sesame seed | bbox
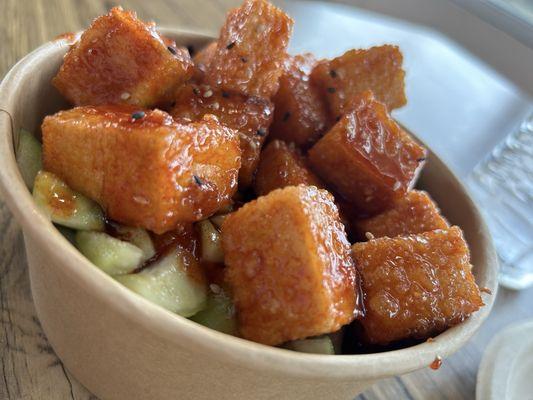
[131,111,145,120]
[209,283,222,294]
[211,102,220,110]
[120,92,131,100]
[365,232,375,240]
[329,70,338,78]
[167,46,177,55]
[222,92,230,98]
[282,111,291,122]
[256,128,266,136]
[193,175,204,186]
[327,87,336,94]
[203,89,213,98]
[226,41,236,50]
[393,181,401,190]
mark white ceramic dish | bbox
[0,29,498,400]
[476,319,533,400]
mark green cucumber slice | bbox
[33,171,105,231]
[210,214,228,229]
[115,247,207,317]
[16,129,42,189]
[76,231,143,275]
[198,219,224,263]
[109,222,155,261]
[285,336,335,355]
[191,285,237,335]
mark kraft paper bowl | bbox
[0,28,498,400]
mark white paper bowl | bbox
[0,29,498,400]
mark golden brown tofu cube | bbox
[53,7,193,107]
[223,185,362,345]
[308,91,426,215]
[193,41,217,73]
[171,83,273,187]
[269,54,328,148]
[206,0,293,98]
[311,45,406,119]
[354,190,449,239]
[254,140,323,196]
[42,105,240,233]
[352,227,483,345]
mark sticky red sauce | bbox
[47,187,77,218]
[430,356,442,370]
[480,287,492,295]
[54,32,77,41]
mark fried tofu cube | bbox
[254,140,324,196]
[206,0,293,98]
[354,190,449,239]
[171,83,273,187]
[269,54,328,148]
[308,91,426,215]
[311,45,406,119]
[223,185,362,345]
[352,227,483,345]
[53,7,193,107]
[42,106,240,233]
[193,41,217,73]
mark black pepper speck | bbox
[226,42,236,50]
[131,111,146,120]
[193,175,204,186]
[327,87,336,94]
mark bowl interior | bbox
[0,28,499,381]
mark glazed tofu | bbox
[354,190,449,239]
[311,45,406,119]
[223,185,362,345]
[352,227,483,345]
[308,91,426,215]
[193,41,217,74]
[206,0,293,98]
[254,140,324,196]
[269,54,328,148]
[42,106,240,233]
[170,83,274,187]
[53,7,193,107]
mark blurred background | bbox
[0,0,532,399]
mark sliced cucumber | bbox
[115,246,207,317]
[76,231,144,275]
[329,330,344,354]
[210,214,228,229]
[16,129,42,189]
[198,219,224,263]
[33,171,105,231]
[191,285,237,335]
[109,222,155,261]
[285,336,335,355]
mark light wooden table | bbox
[1,0,532,399]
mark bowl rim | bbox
[0,27,499,381]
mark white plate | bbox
[477,319,533,400]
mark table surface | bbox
[1,0,532,399]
